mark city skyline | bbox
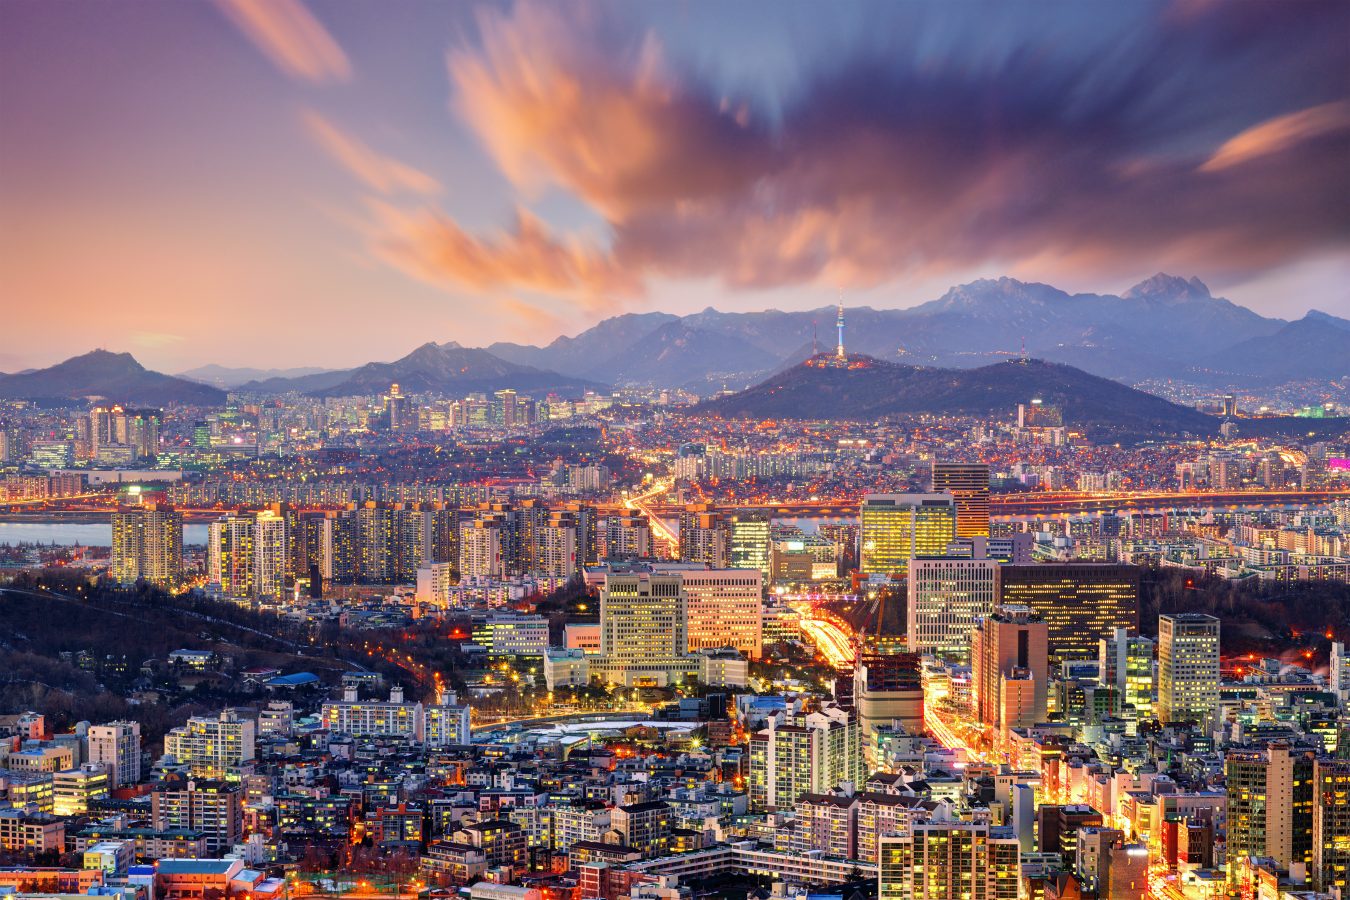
[3,0,1348,371]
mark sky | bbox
[1,0,1347,373]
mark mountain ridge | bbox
[0,350,227,405]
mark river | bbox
[0,521,210,546]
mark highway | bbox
[798,616,856,670]
[624,478,680,555]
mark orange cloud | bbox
[215,0,350,84]
[304,111,441,196]
[368,202,642,314]
[1201,101,1350,172]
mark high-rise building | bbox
[460,514,507,581]
[727,512,772,579]
[599,571,687,673]
[859,494,957,576]
[879,822,1020,900]
[163,709,256,781]
[356,502,399,583]
[1099,627,1155,718]
[111,504,182,586]
[1315,759,1350,893]
[998,563,1140,665]
[534,510,580,577]
[1331,642,1350,708]
[906,554,999,660]
[1157,613,1220,725]
[973,605,1049,737]
[152,779,242,854]
[1226,742,1314,874]
[602,511,651,560]
[649,564,763,659]
[208,511,288,600]
[931,462,991,538]
[86,722,141,787]
[748,706,860,811]
[854,652,923,768]
[562,501,600,567]
[679,506,729,568]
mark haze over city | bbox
[1,4,1350,900]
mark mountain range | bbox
[486,274,1350,391]
[178,364,337,389]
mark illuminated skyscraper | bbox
[651,563,763,659]
[999,563,1140,666]
[859,493,956,576]
[111,503,182,586]
[1099,626,1155,718]
[602,511,651,560]
[679,505,729,568]
[1226,742,1314,874]
[972,605,1048,736]
[1157,613,1220,725]
[1315,760,1350,893]
[931,462,991,537]
[208,510,287,600]
[727,512,771,579]
[907,554,999,660]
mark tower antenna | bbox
[835,288,846,361]
[812,320,819,356]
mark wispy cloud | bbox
[215,0,350,84]
[304,111,441,196]
[1201,101,1350,172]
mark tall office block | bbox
[1226,742,1314,873]
[1157,613,1220,725]
[1099,627,1155,718]
[651,564,763,659]
[86,721,142,787]
[907,554,999,660]
[879,822,1020,900]
[728,512,772,579]
[1314,759,1350,893]
[859,494,956,576]
[973,605,1049,736]
[111,504,182,586]
[931,462,991,538]
[999,563,1140,665]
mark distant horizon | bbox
[5,270,1346,375]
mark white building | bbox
[163,709,256,780]
[1158,613,1220,726]
[906,555,999,660]
[544,648,590,691]
[86,721,141,787]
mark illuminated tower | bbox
[835,300,846,360]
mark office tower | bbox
[973,605,1049,736]
[679,505,730,568]
[727,512,771,579]
[854,652,923,768]
[599,571,687,669]
[602,511,651,560]
[1332,642,1350,708]
[152,779,243,854]
[879,822,1020,900]
[859,494,956,576]
[1315,759,1350,893]
[1075,827,1146,898]
[1157,613,1220,725]
[163,709,256,781]
[998,563,1140,665]
[111,503,182,586]
[931,462,991,537]
[460,514,506,581]
[1099,627,1155,718]
[650,564,763,659]
[123,409,161,459]
[86,721,141,787]
[1227,742,1315,873]
[906,554,999,660]
[748,706,860,811]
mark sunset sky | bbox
[2,0,1347,373]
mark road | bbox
[798,616,855,670]
[624,479,679,555]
